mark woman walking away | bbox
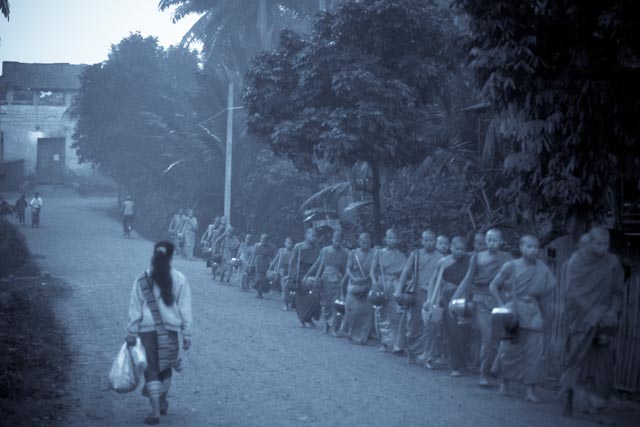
[126,241,193,425]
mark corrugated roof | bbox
[0,61,87,91]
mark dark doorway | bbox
[36,138,66,184]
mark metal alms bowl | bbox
[491,306,519,340]
[368,290,386,307]
[333,299,346,316]
[230,257,240,268]
[450,298,475,323]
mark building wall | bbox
[0,91,92,179]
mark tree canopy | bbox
[244,0,460,242]
[456,0,640,236]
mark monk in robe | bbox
[214,226,241,284]
[168,209,184,256]
[237,234,255,291]
[397,230,442,365]
[209,217,228,280]
[200,217,220,258]
[560,227,624,418]
[489,235,556,402]
[180,209,198,261]
[307,230,350,335]
[370,229,408,353]
[438,237,471,377]
[436,235,450,256]
[252,234,276,299]
[344,233,375,345]
[290,228,321,327]
[453,228,512,386]
[269,237,294,311]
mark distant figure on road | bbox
[180,209,198,261]
[14,194,27,225]
[214,226,241,284]
[122,196,135,238]
[370,229,407,354]
[560,227,624,419]
[29,192,43,228]
[252,234,276,299]
[237,234,255,291]
[168,209,184,255]
[290,228,321,327]
[200,217,220,261]
[126,241,193,426]
[343,232,375,345]
[269,237,294,311]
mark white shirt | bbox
[30,197,43,209]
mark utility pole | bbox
[224,82,233,224]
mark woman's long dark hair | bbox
[151,241,174,306]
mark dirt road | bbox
[14,188,636,426]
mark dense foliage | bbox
[70,34,222,238]
[245,0,460,243]
[456,0,640,237]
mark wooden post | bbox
[224,82,233,225]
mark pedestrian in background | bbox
[168,209,184,256]
[29,191,43,228]
[180,209,198,261]
[14,194,27,225]
[122,196,135,237]
[126,241,193,425]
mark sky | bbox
[0,0,201,74]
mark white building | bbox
[0,61,94,189]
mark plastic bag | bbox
[108,339,147,393]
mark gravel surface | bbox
[13,187,638,426]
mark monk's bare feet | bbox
[424,361,435,370]
[525,386,541,403]
[300,321,306,328]
[450,370,462,377]
[307,320,317,328]
[498,382,512,397]
[478,376,490,387]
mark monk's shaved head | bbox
[520,234,538,246]
[422,230,435,238]
[520,234,539,260]
[578,233,592,249]
[386,229,398,238]
[452,236,466,246]
[485,228,502,252]
[386,229,399,248]
[486,228,502,238]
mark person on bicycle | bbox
[122,196,135,237]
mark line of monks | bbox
[173,212,625,419]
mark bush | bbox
[0,219,29,278]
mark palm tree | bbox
[158,0,321,83]
[1,0,9,20]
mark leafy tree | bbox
[70,33,219,237]
[455,0,640,238]
[244,0,460,243]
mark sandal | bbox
[144,416,160,425]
